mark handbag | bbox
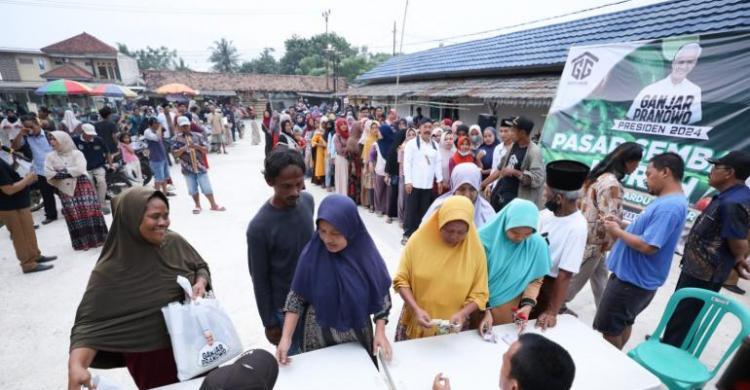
[161,276,242,381]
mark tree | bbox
[117,45,177,70]
[239,48,279,74]
[175,58,191,71]
[209,38,240,73]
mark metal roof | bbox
[347,75,559,106]
[358,0,750,83]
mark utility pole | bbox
[392,21,397,56]
[322,9,331,34]
[323,9,331,90]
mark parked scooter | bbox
[106,136,153,197]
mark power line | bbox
[371,0,636,50]
[0,0,314,16]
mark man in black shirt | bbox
[0,155,56,273]
[247,149,314,353]
[482,116,545,210]
[74,124,111,214]
[94,106,118,153]
[662,151,750,346]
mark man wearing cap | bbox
[482,116,545,211]
[532,160,590,330]
[662,151,750,347]
[172,116,225,214]
[74,123,111,214]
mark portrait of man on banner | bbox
[626,42,703,125]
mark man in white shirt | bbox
[1,110,23,147]
[403,118,443,244]
[627,43,703,125]
[533,160,590,330]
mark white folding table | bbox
[384,314,662,390]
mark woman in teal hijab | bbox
[476,198,551,333]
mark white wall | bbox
[117,53,140,85]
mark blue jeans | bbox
[275,309,304,356]
[150,160,170,183]
[184,172,213,196]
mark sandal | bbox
[192,207,202,215]
[210,206,226,212]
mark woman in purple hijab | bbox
[276,195,392,366]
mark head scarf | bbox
[376,123,395,159]
[346,118,363,153]
[291,195,390,331]
[70,188,211,368]
[44,131,88,196]
[334,118,349,140]
[422,163,496,228]
[452,136,476,166]
[362,120,380,162]
[478,127,499,170]
[62,110,81,133]
[477,198,551,307]
[468,125,483,150]
[393,196,488,339]
[384,126,406,176]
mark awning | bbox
[298,91,336,98]
[346,75,559,106]
[0,81,45,90]
[197,90,236,97]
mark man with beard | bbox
[594,152,688,349]
[247,149,314,355]
[532,160,589,329]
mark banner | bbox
[541,32,750,222]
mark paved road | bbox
[1,124,745,389]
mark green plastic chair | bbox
[627,287,750,390]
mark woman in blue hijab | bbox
[476,198,551,334]
[276,195,392,365]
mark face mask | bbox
[471,135,481,143]
[545,198,561,213]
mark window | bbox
[98,65,109,79]
[18,57,33,65]
[54,59,64,65]
[37,58,45,71]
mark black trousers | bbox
[36,175,58,220]
[387,175,399,218]
[404,188,434,237]
[662,271,723,347]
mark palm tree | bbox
[209,38,240,73]
[175,57,191,71]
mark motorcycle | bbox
[106,137,153,197]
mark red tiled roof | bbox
[40,63,95,81]
[143,70,347,94]
[41,32,117,56]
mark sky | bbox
[0,0,668,71]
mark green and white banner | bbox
[541,32,750,222]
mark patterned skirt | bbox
[60,176,108,251]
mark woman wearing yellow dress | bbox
[393,196,489,340]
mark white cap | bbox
[177,116,191,127]
[82,123,96,136]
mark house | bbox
[0,32,140,112]
[143,70,346,110]
[350,0,750,133]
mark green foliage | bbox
[209,38,240,73]
[118,43,178,70]
[239,48,279,74]
[175,58,191,71]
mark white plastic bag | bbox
[161,276,242,381]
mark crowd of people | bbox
[0,100,256,272]
[3,97,749,389]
